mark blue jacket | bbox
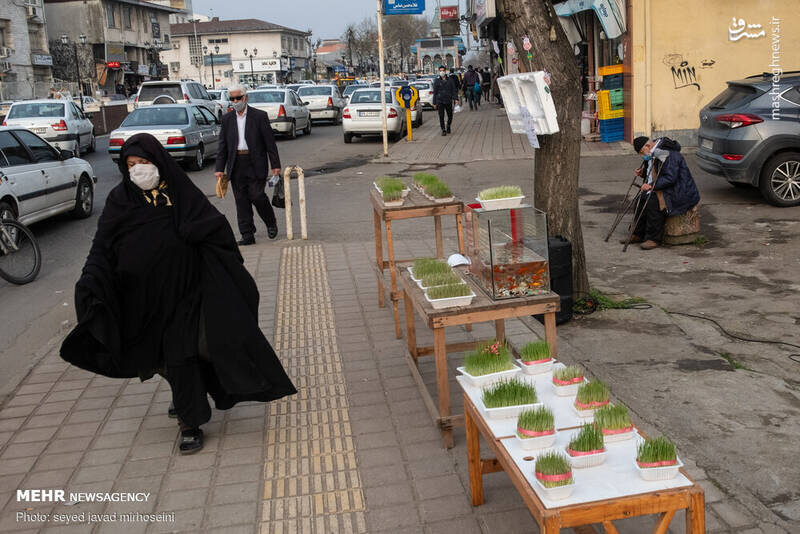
[653,139,700,216]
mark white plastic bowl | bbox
[476,195,525,211]
[457,366,520,388]
[425,288,475,309]
[433,196,455,203]
[566,447,607,469]
[635,457,683,481]
[601,427,635,443]
[516,358,554,375]
[533,478,575,501]
[383,199,404,207]
[515,430,557,450]
[374,182,409,198]
[552,378,586,397]
[482,401,541,420]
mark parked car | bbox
[342,88,406,143]
[3,99,96,157]
[108,104,220,171]
[134,80,224,121]
[299,79,316,85]
[286,83,312,94]
[208,88,231,112]
[696,72,800,206]
[0,127,96,225]
[297,85,346,124]
[412,81,435,110]
[342,84,367,105]
[246,89,311,139]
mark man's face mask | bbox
[439,70,446,77]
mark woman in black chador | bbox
[61,133,296,454]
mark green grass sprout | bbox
[420,271,462,288]
[425,181,453,199]
[463,340,514,376]
[594,404,632,431]
[520,340,551,362]
[413,172,439,188]
[552,366,584,384]
[427,283,471,299]
[534,451,573,488]
[517,406,554,435]
[567,423,604,453]
[479,185,523,200]
[481,378,537,409]
[412,258,450,279]
[574,380,610,407]
[636,436,677,466]
[375,176,405,191]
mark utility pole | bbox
[376,0,388,157]
[436,0,444,52]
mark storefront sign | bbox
[137,64,149,75]
[105,42,125,62]
[383,0,425,16]
[151,22,161,39]
[440,5,458,20]
[106,61,121,68]
[203,54,231,66]
[232,58,284,72]
[31,54,53,66]
[476,0,496,27]
[554,0,626,39]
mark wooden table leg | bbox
[434,215,443,259]
[602,521,620,534]
[385,220,402,339]
[543,514,561,533]
[456,213,465,255]
[653,510,675,534]
[465,399,484,506]
[374,209,385,308]
[434,327,454,448]
[686,489,705,534]
[404,290,418,364]
[495,319,505,344]
[544,311,558,358]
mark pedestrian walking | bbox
[433,65,458,136]
[448,68,461,105]
[481,67,492,103]
[215,84,281,246]
[61,134,296,454]
[462,65,481,110]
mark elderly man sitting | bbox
[626,136,701,250]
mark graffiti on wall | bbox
[729,17,766,41]
[663,54,701,91]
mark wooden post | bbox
[296,166,307,240]
[465,400,484,506]
[283,166,293,240]
[386,221,401,339]
[686,489,705,534]
[404,290,418,363]
[434,327,454,448]
[374,209,385,308]
[495,319,505,344]
[376,0,388,157]
[654,510,675,534]
[434,215,443,258]
[456,213,465,255]
[544,311,558,358]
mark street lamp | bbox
[203,45,220,89]
[61,33,87,111]
[243,48,257,88]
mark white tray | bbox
[425,288,476,309]
[476,195,525,210]
[517,358,554,375]
[601,427,635,443]
[433,196,455,203]
[374,181,409,197]
[457,366,520,389]
[635,457,683,481]
[571,403,600,420]
[533,478,575,501]
[565,447,607,469]
[552,378,586,397]
[515,430,557,450]
[482,401,542,420]
[383,199,404,207]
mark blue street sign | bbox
[384,0,425,16]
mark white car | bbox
[342,88,406,143]
[134,80,224,121]
[411,81,435,110]
[299,79,316,85]
[342,84,367,105]
[297,85,346,123]
[0,127,96,225]
[247,89,311,139]
[3,100,96,157]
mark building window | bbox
[163,34,170,43]
[188,34,202,66]
[107,4,116,28]
[0,21,8,49]
[123,7,132,29]
[207,38,228,44]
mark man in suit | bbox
[215,84,281,245]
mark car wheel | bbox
[288,120,297,139]
[188,145,204,171]
[343,132,353,144]
[304,117,312,135]
[759,152,800,207]
[70,175,93,219]
[88,131,96,153]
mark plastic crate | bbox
[609,88,624,106]
[601,131,624,143]
[603,74,623,90]
[597,90,612,113]
[598,64,623,76]
[599,117,624,132]
[598,108,625,120]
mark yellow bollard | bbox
[406,109,412,141]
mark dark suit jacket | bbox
[215,105,281,180]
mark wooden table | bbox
[399,266,560,448]
[371,187,466,339]
[464,395,706,533]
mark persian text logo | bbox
[768,16,781,121]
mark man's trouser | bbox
[634,193,667,242]
[438,102,453,131]
[231,153,276,239]
[465,90,477,109]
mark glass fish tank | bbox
[466,205,550,299]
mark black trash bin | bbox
[534,235,573,325]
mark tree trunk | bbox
[497,0,589,297]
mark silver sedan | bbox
[108,104,220,171]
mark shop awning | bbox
[554,0,626,39]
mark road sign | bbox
[383,0,425,15]
[395,85,419,109]
[440,5,459,19]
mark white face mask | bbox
[129,163,160,190]
[232,99,246,112]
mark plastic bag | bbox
[271,176,285,209]
[453,104,463,113]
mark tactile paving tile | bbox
[260,245,366,534]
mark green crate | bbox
[609,89,624,107]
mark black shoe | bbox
[178,428,204,455]
[168,402,177,419]
[237,236,255,246]
[267,224,278,239]
[446,127,451,133]
[441,130,447,136]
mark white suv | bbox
[135,80,223,120]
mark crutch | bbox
[622,162,665,252]
[604,178,643,242]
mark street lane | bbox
[0,117,385,399]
